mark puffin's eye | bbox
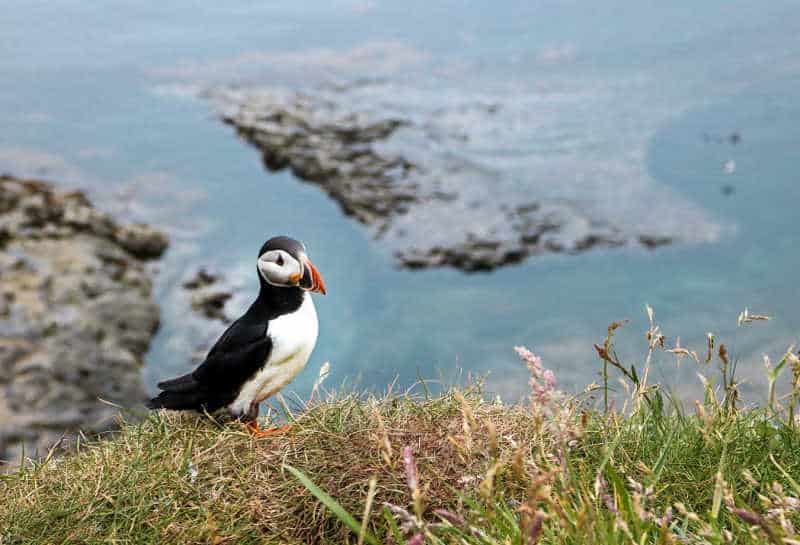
[276,254,284,266]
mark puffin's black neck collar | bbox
[248,274,305,321]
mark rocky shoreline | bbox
[217,87,675,272]
[0,176,168,471]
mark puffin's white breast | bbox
[228,294,318,415]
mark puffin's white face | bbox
[257,249,303,288]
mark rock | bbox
[182,268,220,290]
[226,93,415,227]
[113,224,169,259]
[0,175,168,471]
[190,292,233,323]
[638,235,673,250]
[182,268,233,323]
[214,88,675,271]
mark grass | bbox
[2,309,800,544]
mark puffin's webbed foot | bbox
[245,420,292,437]
[240,401,291,436]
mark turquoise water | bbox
[1,1,799,402]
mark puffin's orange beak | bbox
[300,256,327,295]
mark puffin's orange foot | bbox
[245,420,292,437]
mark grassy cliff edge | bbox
[3,324,800,544]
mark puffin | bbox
[148,236,326,435]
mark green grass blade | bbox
[769,454,800,496]
[382,505,405,544]
[651,425,676,485]
[283,464,382,545]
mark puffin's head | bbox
[257,236,326,295]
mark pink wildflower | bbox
[434,509,465,527]
[543,369,556,389]
[528,510,545,544]
[515,346,559,411]
[402,445,419,493]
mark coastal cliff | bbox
[0,176,168,471]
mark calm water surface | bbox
[1,1,799,402]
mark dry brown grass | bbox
[0,389,540,544]
[189,390,540,542]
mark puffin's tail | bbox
[147,373,207,410]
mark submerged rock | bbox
[182,268,220,290]
[182,268,233,323]
[216,87,681,271]
[0,175,167,471]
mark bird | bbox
[148,236,326,436]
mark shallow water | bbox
[1,1,799,403]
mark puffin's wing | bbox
[148,318,272,411]
[204,316,264,359]
[192,320,273,388]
